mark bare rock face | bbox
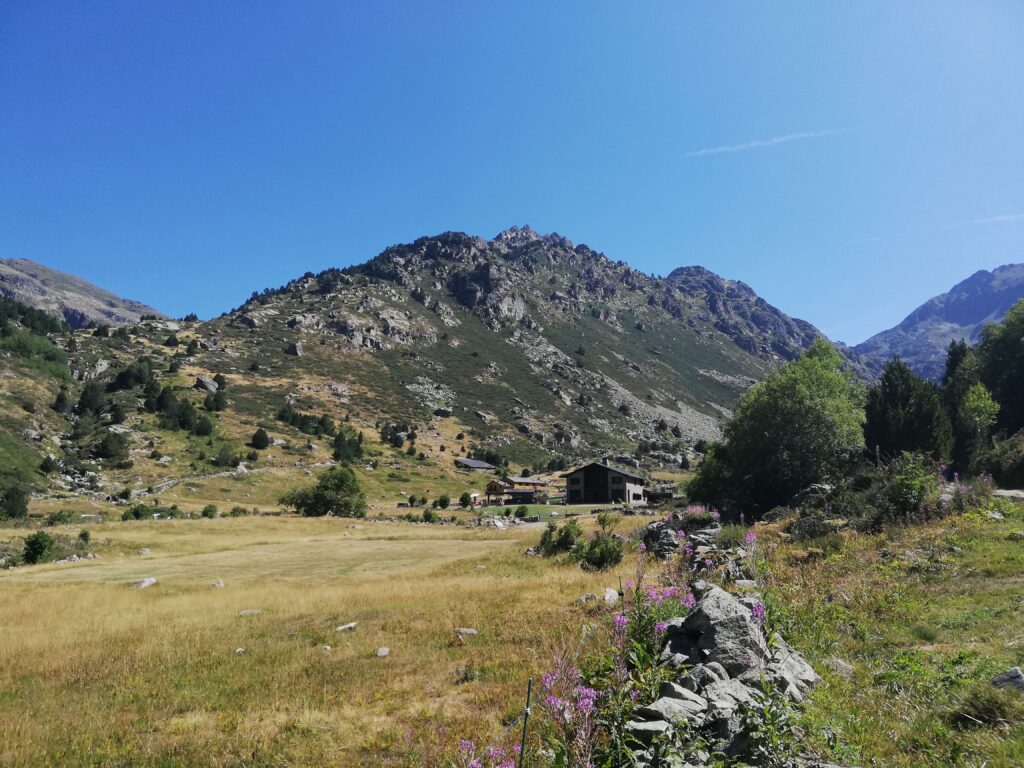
[0,257,165,328]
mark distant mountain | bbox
[0,258,165,329]
[855,263,1024,380]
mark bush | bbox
[229,505,250,517]
[23,531,55,564]
[422,508,440,524]
[538,520,583,556]
[980,430,1024,489]
[0,485,29,519]
[212,445,240,468]
[514,505,529,518]
[201,504,218,519]
[279,467,367,518]
[78,529,90,545]
[437,494,450,510]
[251,428,270,449]
[572,533,624,570]
[458,492,472,508]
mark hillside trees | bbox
[978,299,1024,435]
[864,359,952,461]
[279,467,366,518]
[688,339,865,511]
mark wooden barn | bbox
[562,462,647,505]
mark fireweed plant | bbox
[535,541,704,767]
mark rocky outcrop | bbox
[628,520,836,767]
[0,257,164,328]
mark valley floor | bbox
[2,502,1024,766]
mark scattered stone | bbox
[284,341,303,357]
[988,510,1006,522]
[210,579,225,589]
[992,666,1024,691]
[194,376,219,392]
[453,627,478,637]
[138,548,150,556]
[823,656,855,680]
[239,609,261,617]
[1010,531,1024,541]
[335,622,357,632]
[604,587,620,606]
[433,407,453,417]
[321,645,332,652]
[475,565,486,571]
[234,647,246,655]
[625,718,672,746]
[132,577,157,590]
[377,647,390,658]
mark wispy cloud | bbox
[683,128,851,158]
[973,213,1024,225]
[845,211,1024,245]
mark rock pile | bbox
[627,521,836,767]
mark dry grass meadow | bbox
[0,515,638,767]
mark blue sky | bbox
[2,1,1022,344]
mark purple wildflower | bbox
[654,620,669,634]
[751,602,766,625]
[614,613,628,628]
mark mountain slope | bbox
[855,263,1024,380]
[0,258,165,329]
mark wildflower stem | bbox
[518,677,532,768]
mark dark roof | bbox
[506,476,548,485]
[455,457,495,470]
[561,461,646,482]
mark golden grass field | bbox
[0,514,637,767]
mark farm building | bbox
[454,457,495,471]
[562,462,647,505]
[485,476,551,505]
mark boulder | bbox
[433,407,453,418]
[604,587,620,606]
[132,577,157,590]
[702,678,760,720]
[636,689,708,726]
[284,341,303,357]
[992,666,1024,691]
[624,719,672,746]
[194,376,219,392]
[683,583,768,676]
[335,622,358,632]
[377,647,390,658]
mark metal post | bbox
[518,677,533,768]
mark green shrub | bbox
[422,508,440,524]
[229,505,250,517]
[573,533,624,570]
[514,505,529,518]
[201,504,218,519]
[23,531,55,565]
[251,428,270,449]
[437,494,450,510]
[538,520,583,556]
[980,430,1024,488]
[78,529,90,545]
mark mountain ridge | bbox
[855,262,1024,380]
[0,257,165,329]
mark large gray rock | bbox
[683,583,768,676]
[636,686,708,726]
[643,521,680,558]
[625,718,672,746]
[702,678,760,720]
